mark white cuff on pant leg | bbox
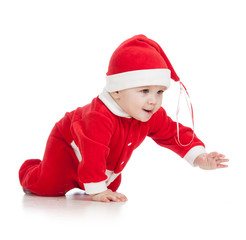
[84,181,108,194]
[184,146,206,167]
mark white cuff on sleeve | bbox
[184,146,206,167]
[84,181,108,194]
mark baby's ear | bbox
[110,91,120,100]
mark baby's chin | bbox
[133,115,153,122]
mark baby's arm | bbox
[193,152,229,170]
[90,189,127,203]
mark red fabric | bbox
[19,97,204,196]
[107,34,180,81]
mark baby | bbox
[19,35,229,203]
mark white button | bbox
[121,161,124,165]
[128,142,132,146]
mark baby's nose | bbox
[147,96,157,105]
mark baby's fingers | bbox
[208,152,219,158]
[102,193,127,203]
[217,153,226,159]
[216,158,229,168]
[108,195,121,202]
[115,192,128,201]
[99,194,116,202]
[209,152,226,159]
[216,158,229,164]
[217,163,228,168]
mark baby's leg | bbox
[19,125,79,196]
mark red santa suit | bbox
[19,34,207,196]
[19,89,205,196]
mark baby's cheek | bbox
[154,106,161,113]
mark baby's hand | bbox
[193,152,229,170]
[90,189,128,203]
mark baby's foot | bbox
[22,187,32,194]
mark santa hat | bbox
[105,34,179,92]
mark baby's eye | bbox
[141,89,149,94]
[157,90,164,95]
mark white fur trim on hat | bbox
[105,69,171,92]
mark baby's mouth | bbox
[143,109,153,114]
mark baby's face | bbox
[111,85,167,122]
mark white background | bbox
[1,0,246,239]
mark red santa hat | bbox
[105,34,180,92]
